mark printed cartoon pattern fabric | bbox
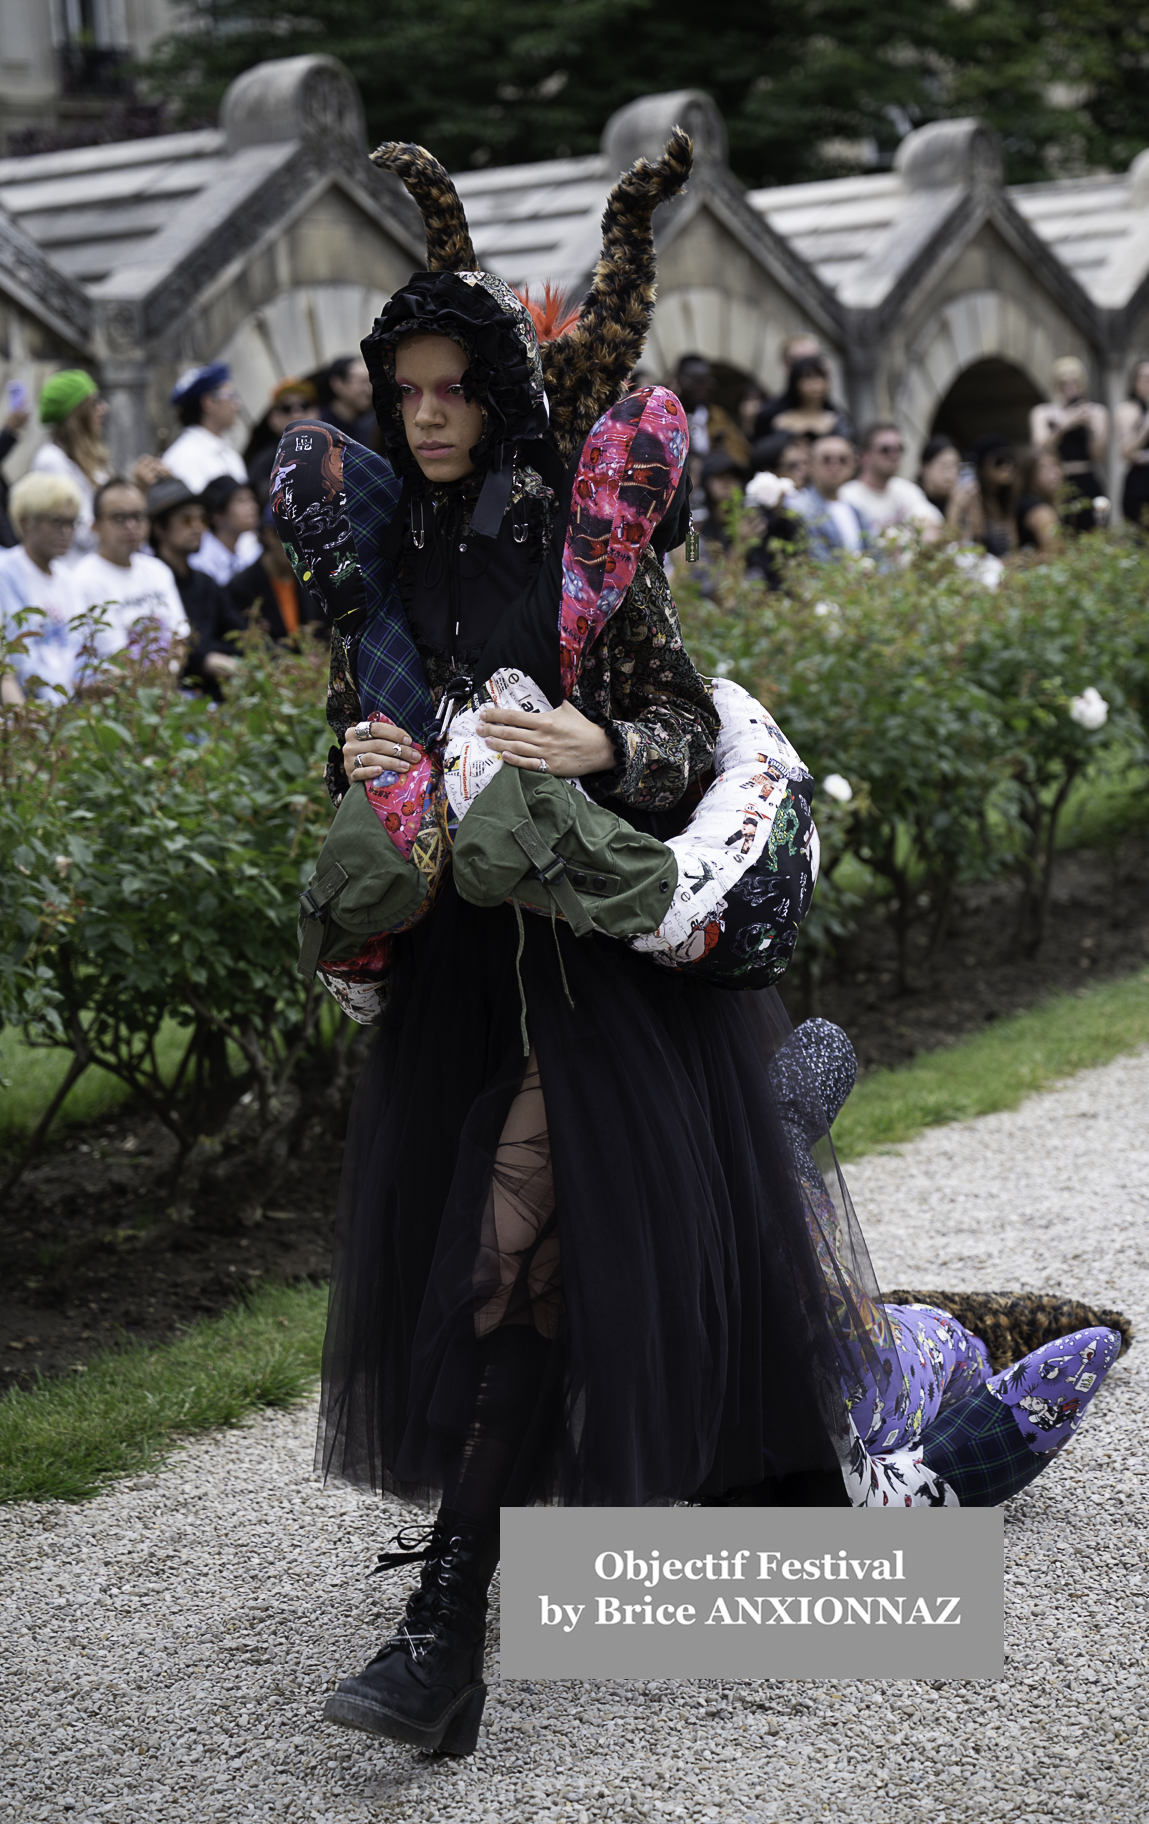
[984,1326,1122,1455]
[627,677,818,984]
[559,386,688,698]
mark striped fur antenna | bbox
[370,141,479,273]
[542,127,694,459]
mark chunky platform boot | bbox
[324,1517,498,1755]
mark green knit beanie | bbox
[39,369,99,425]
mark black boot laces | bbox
[371,1523,486,1664]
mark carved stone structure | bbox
[0,55,422,473]
[2,59,1149,503]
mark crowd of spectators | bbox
[0,354,350,704]
[670,340,1144,585]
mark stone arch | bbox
[931,357,1044,453]
[647,284,842,403]
[214,281,389,435]
[891,289,1084,461]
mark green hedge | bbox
[678,529,1149,984]
[0,617,341,1192]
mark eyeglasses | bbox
[102,510,147,526]
[36,516,77,530]
[873,442,903,456]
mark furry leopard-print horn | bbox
[544,126,694,459]
[886,1289,1134,1373]
[370,141,480,273]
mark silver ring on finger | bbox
[537,756,548,772]
[354,719,372,742]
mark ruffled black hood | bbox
[362,268,550,538]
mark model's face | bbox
[396,334,484,483]
[95,485,147,564]
[24,508,77,566]
[332,358,373,417]
[922,446,960,498]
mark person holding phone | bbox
[0,380,31,548]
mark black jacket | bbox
[225,555,326,644]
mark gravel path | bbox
[3,1052,1148,1824]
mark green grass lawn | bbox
[0,1280,328,1504]
[3,968,1148,1505]
[0,1020,191,1151]
[831,969,1149,1160]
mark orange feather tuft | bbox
[516,283,580,343]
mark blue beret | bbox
[170,362,231,406]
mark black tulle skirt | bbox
[316,882,890,1508]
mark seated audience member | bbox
[321,356,377,448]
[755,355,854,445]
[72,479,189,663]
[753,334,823,439]
[736,381,767,442]
[1016,448,1064,554]
[949,436,1020,557]
[0,473,82,702]
[790,434,868,561]
[918,434,961,517]
[751,430,810,493]
[226,507,325,643]
[0,393,32,547]
[189,475,261,586]
[29,370,110,562]
[841,423,944,541]
[245,377,319,502]
[162,364,248,494]
[148,477,245,692]
[673,354,752,477]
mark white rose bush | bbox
[678,525,1148,983]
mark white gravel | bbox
[3,1051,1148,1824]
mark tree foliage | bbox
[139,0,1149,187]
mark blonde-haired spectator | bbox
[1029,356,1109,532]
[0,472,83,703]
[28,370,111,562]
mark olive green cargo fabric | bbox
[451,764,677,937]
[297,784,431,978]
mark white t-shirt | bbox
[188,527,261,585]
[0,544,83,695]
[27,441,108,562]
[70,550,189,659]
[840,475,943,532]
[161,425,249,495]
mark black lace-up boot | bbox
[324,1515,499,1755]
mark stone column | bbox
[92,301,152,473]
